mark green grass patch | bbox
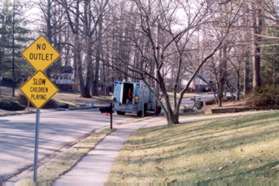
[107,111,279,185]
[16,128,113,186]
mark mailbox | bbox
[98,103,114,129]
[99,103,114,114]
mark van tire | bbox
[155,106,161,115]
[144,103,148,114]
[137,111,144,117]
[117,111,125,115]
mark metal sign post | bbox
[33,109,40,182]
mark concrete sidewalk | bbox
[54,117,162,186]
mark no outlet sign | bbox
[22,36,60,71]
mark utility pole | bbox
[12,0,16,97]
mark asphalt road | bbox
[0,109,129,181]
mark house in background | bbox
[183,70,213,92]
[52,66,75,92]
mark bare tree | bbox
[104,0,242,124]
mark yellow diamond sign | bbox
[22,36,60,71]
[20,71,58,109]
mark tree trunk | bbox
[84,36,93,98]
[166,111,179,125]
[253,44,261,88]
[45,0,52,77]
[218,46,227,107]
[236,70,240,101]
[73,0,87,97]
[74,33,86,97]
[272,60,276,87]
[92,17,103,96]
[157,71,180,125]
[244,52,251,95]
[252,1,263,89]
[46,0,52,43]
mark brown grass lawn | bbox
[54,92,112,106]
[107,111,279,186]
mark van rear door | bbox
[113,81,122,104]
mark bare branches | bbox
[33,0,250,124]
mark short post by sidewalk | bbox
[110,103,113,130]
[99,103,114,130]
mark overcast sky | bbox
[18,0,41,32]
[14,0,202,37]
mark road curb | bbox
[0,110,36,117]
[0,106,96,118]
